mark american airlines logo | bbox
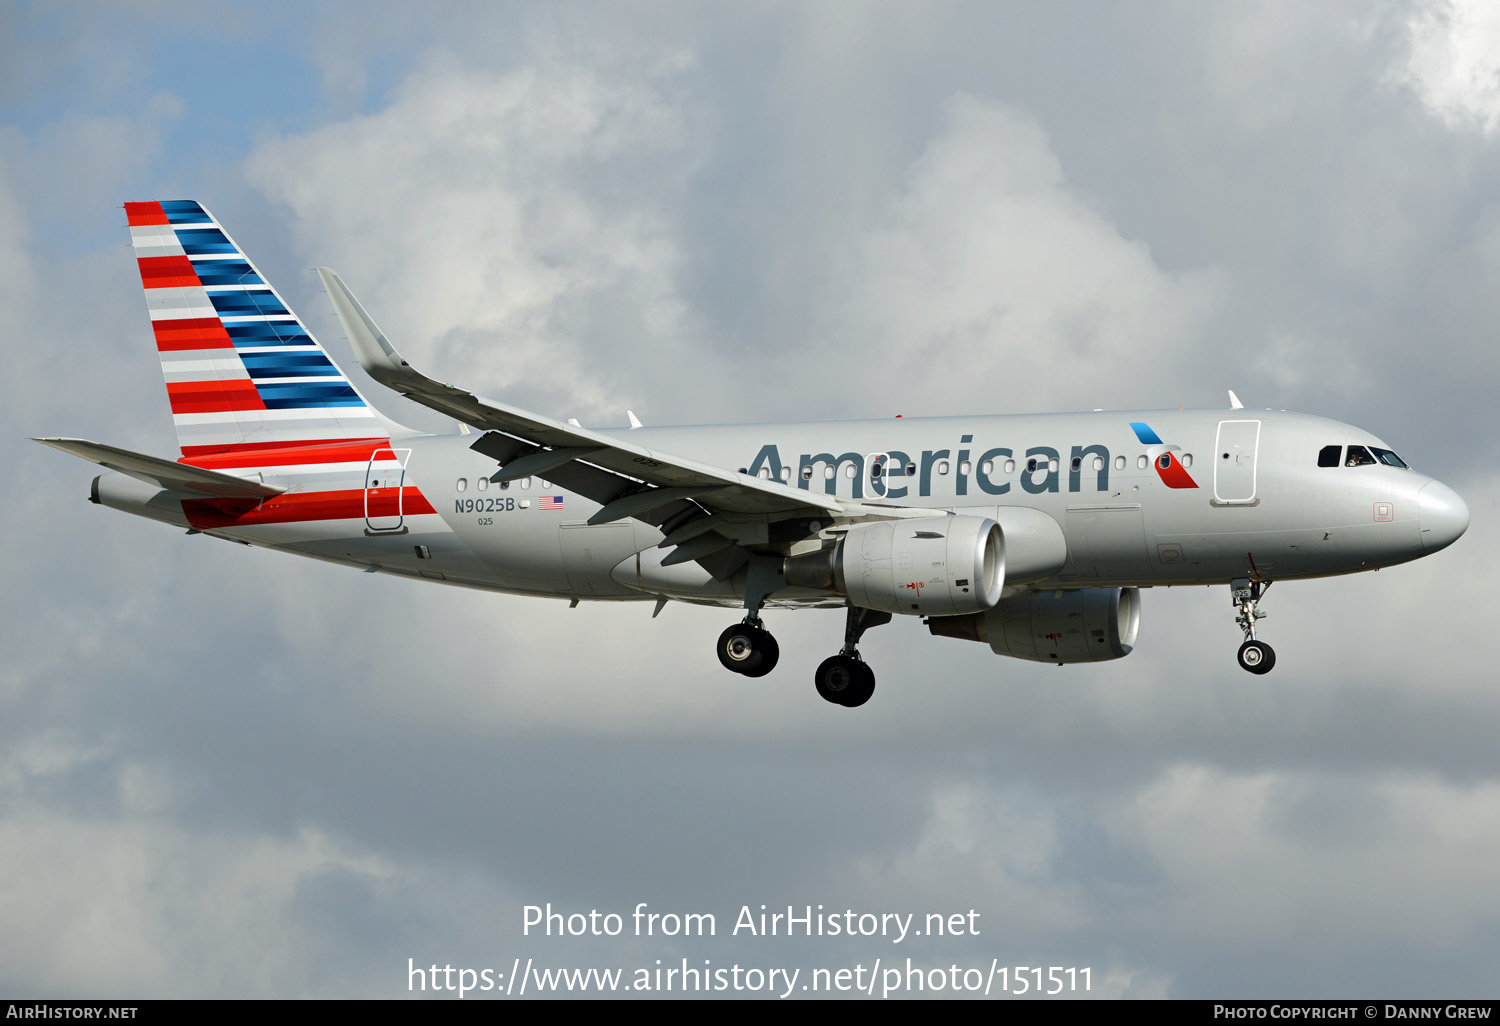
[745,422,1200,500]
[1129,422,1199,490]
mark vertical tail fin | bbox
[125,200,403,457]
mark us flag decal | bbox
[538,495,564,510]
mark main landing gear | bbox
[1231,578,1275,675]
[716,617,779,678]
[814,606,892,708]
[714,604,892,707]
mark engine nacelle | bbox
[927,587,1140,663]
[820,515,1004,616]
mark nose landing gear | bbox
[1231,578,1275,674]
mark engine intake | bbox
[928,587,1140,663]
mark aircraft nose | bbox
[1418,480,1470,552]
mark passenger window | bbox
[1114,455,1126,470]
[456,478,467,492]
[1318,445,1341,468]
[1370,447,1409,469]
[843,463,856,479]
[1026,458,1038,473]
[1158,453,1171,469]
[905,462,918,477]
[959,460,971,475]
[781,466,792,482]
[1048,458,1059,473]
[477,476,488,491]
[1345,445,1376,467]
[824,465,835,480]
[937,460,950,476]
[1181,454,1192,468]
[802,466,814,480]
[759,467,771,480]
[1070,456,1082,472]
[981,460,994,475]
[1004,459,1016,475]
[1137,455,1147,470]
[520,477,531,489]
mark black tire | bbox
[741,632,780,678]
[1237,640,1275,675]
[841,662,876,707]
[717,623,764,674]
[814,655,859,704]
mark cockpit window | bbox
[1345,445,1377,467]
[1318,444,1341,468]
[1369,447,1409,469]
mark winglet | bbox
[317,267,413,392]
[1228,390,1244,410]
[627,410,643,430]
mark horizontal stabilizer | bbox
[33,438,285,499]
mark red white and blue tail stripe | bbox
[126,200,398,457]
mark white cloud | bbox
[244,45,701,426]
[809,95,1226,416]
[1398,0,1500,135]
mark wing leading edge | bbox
[317,268,845,543]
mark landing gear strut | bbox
[815,606,891,707]
[717,617,779,678]
[1231,578,1275,675]
[717,554,785,678]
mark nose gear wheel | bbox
[1231,578,1276,674]
[1237,639,1275,674]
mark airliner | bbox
[35,201,1470,707]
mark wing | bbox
[318,268,856,575]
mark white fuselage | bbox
[93,407,1469,607]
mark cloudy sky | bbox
[3,0,1498,999]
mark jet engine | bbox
[927,587,1140,663]
[785,515,1003,616]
